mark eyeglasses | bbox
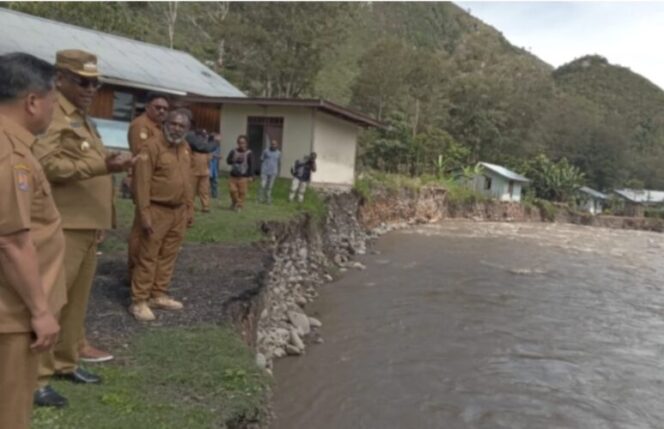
[151,105,169,112]
[64,72,102,90]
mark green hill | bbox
[4,2,664,189]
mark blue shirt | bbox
[261,148,281,176]
[209,145,221,178]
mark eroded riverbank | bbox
[273,221,664,429]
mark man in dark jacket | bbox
[289,152,317,203]
[226,135,253,211]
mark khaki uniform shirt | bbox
[0,115,66,333]
[190,151,211,177]
[134,135,193,225]
[128,113,162,156]
[32,93,114,230]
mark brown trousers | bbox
[229,177,249,209]
[128,206,141,279]
[131,204,187,303]
[192,175,211,211]
[0,333,38,429]
[38,229,97,386]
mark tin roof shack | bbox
[578,186,608,215]
[470,162,530,202]
[612,189,664,217]
[189,97,383,188]
[0,8,244,149]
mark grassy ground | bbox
[33,327,270,429]
[101,176,326,254]
[34,176,323,428]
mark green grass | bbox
[101,176,326,254]
[32,326,270,429]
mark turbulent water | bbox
[272,221,664,429]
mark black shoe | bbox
[55,367,102,384]
[34,386,68,408]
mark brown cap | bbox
[55,49,100,77]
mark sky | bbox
[455,1,664,89]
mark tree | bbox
[221,3,355,97]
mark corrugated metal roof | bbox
[478,162,530,182]
[614,189,664,204]
[579,186,608,200]
[186,96,384,128]
[0,8,245,97]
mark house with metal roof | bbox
[470,162,530,202]
[612,189,664,217]
[0,8,381,186]
[578,186,608,215]
[188,97,382,186]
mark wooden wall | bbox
[89,86,114,119]
[89,85,221,133]
[182,102,221,133]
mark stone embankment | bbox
[248,186,664,373]
[252,187,545,370]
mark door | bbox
[247,116,284,175]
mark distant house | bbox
[188,97,381,187]
[613,189,664,217]
[470,162,530,202]
[0,8,381,187]
[578,186,607,215]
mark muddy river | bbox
[272,221,664,429]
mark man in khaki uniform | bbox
[130,109,193,321]
[190,143,212,212]
[0,53,64,429]
[126,93,169,280]
[32,50,133,407]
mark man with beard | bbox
[32,50,133,407]
[126,93,169,284]
[130,109,193,321]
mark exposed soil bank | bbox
[85,185,663,427]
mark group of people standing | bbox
[0,49,135,428]
[0,46,321,429]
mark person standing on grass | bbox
[32,50,133,408]
[130,109,193,322]
[188,129,212,213]
[0,52,64,429]
[126,93,169,284]
[289,152,317,203]
[209,133,222,199]
[259,139,281,204]
[226,135,253,211]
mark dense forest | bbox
[4,2,664,192]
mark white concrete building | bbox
[578,186,607,215]
[195,98,381,188]
[470,162,530,202]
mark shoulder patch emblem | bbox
[15,167,30,192]
[80,141,90,151]
[139,130,148,140]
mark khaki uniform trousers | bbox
[131,204,187,303]
[0,333,38,429]
[192,175,211,211]
[229,177,249,209]
[128,206,141,279]
[38,229,97,387]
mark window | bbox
[112,91,135,121]
[484,176,492,190]
[508,180,514,196]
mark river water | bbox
[272,221,664,429]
